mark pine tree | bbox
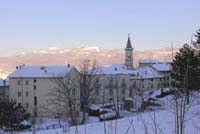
[194,29,200,50]
[192,29,200,90]
[171,43,199,90]
[0,100,30,132]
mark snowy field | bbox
[17,93,200,134]
[17,106,200,134]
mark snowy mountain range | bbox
[0,46,178,78]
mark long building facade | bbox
[9,65,80,117]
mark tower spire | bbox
[125,34,134,69]
[126,33,133,49]
[128,33,130,38]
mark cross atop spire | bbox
[126,33,133,49]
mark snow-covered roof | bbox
[139,59,160,64]
[151,63,172,72]
[0,79,9,87]
[8,65,74,78]
[132,66,163,79]
[91,64,136,75]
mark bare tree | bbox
[106,75,122,118]
[48,75,80,126]
[79,59,99,124]
[170,86,198,134]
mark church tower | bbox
[125,34,134,69]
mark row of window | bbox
[17,91,30,97]
[17,96,37,109]
[17,79,37,85]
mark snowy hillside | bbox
[16,90,200,134]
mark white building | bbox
[8,65,80,117]
[90,64,136,103]
[89,36,171,104]
[151,62,172,88]
[131,66,164,91]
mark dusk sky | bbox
[0,0,200,56]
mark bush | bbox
[0,100,30,132]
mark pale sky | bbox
[0,0,200,56]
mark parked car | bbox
[99,108,117,121]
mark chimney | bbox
[40,66,45,70]
[16,66,19,70]
[67,64,70,68]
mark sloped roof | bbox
[151,63,172,72]
[90,64,136,75]
[8,65,74,78]
[139,59,160,64]
[132,66,163,79]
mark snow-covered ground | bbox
[17,105,200,134]
[17,91,200,134]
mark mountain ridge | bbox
[0,46,178,79]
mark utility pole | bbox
[171,42,174,62]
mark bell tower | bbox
[125,34,134,69]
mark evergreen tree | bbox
[171,43,199,90]
[0,100,30,132]
[194,29,200,50]
[193,29,200,89]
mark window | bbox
[34,79,37,83]
[107,77,114,88]
[95,78,100,88]
[17,80,21,85]
[121,79,126,87]
[34,112,37,117]
[151,84,153,89]
[26,103,29,108]
[96,78,99,83]
[167,83,169,87]
[26,91,29,97]
[34,85,37,90]
[158,83,160,89]
[151,79,153,82]
[34,96,37,106]
[18,91,21,97]
[25,80,29,85]
[164,83,166,87]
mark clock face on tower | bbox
[127,53,132,59]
